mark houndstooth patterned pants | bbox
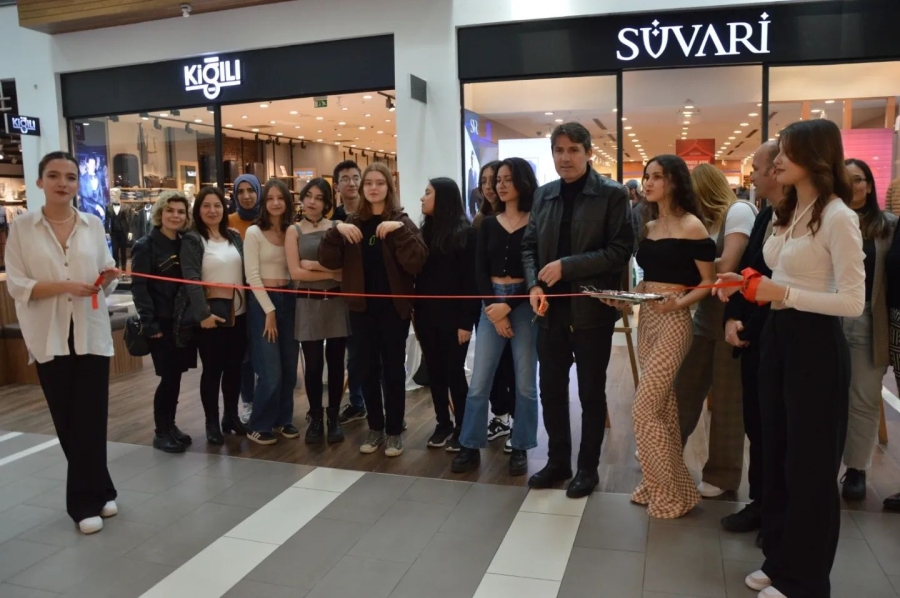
[632,302,701,519]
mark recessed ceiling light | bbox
[351,144,357,148]
[194,119,203,123]
[289,110,298,115]
[159,113,169,117]
[734,130,742,134]
[635,145,642,148]
[83,122,90,126]
[363,95,373,99]
[545,112,554,115]
[260,103,269,108]
[757,103,762,107]
[683,120,690,125]
[342,107,348,111]
[825,99,835,104]
[365,147,371,150]
[269,120,276,124]
[555,118,563,123]
[316,116,324,120]
[613,108,618,113]
[724,142,731,145]
[393,134,397,137]
[359,126,366,130]
[295,125,301,129]
[621,117,627,121]
[385,119,391,123]
[545,134,551,138]
[252,128,259,132]
[682,127,689,131]
[298,135,304,139]
[748,112,759,117]
[334,142,340,145]
[624,126,633,130]
[338,133,342,137]
[729,136,736,140]
[241,115,248,119]
[355,137,360,140]
[684,104,694,109]
[364,113,371,117]
[811,109,822,113]
[628,133,636,137]
[338,121,346,125]
[377,130,384,134]
[317,130,323,133]
[141,116,149,120]
[225,124,233,128]
[277,132,283,136]
[316,138,323,142]
[740,122,749,127]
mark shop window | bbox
[462,75,617,220]
[70,106,217,221]
[622,66,763,196]
[769,61,900,207]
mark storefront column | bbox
[393,0,460,223]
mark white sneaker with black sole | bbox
[487,417,512,441]
[504,436,512,454]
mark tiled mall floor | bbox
[0,432,899,598]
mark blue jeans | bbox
[240,348,254,406]
[460,284,538,451]
[247,289,299,433]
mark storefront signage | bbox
[616,13,771,62]
[7,115,40,136]
[184,56,242,100]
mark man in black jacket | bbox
[522,122,634,498]
[720,140,781,539]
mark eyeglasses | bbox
[851,176,867,185]
[339,176,361,184]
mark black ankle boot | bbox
[222,414,248,436]
[451,447,481,473]
[206,421,225,445]
[153,430,186,453]
[305,412,325,444]
[326,408,345,444]
[171,424,192,446]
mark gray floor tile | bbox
[643,522,725,598]
[574,493,649,553]
[850,511,900,576]
[643,593,704,598]
[721,560,760,598]
[0,434,58,460]
[660,500,742,529]
[223,580,306,598]
[20,516,158,554]
[119,474,236,527]
[115,454,224,494]
[318,473,416,524]
[305,555,409,598]
[209,472,303,509]
[57,557,174,598]
[106,446,175,470]
[888,575,900,595]
[0,584,60,598]
[0,453,67,487]
[830,536,897,598]
[0,540,62,582]
[126,502,255,567]
[558,546,644,598]
[197,458,314,482]
[7,545,120,593]
[399,478,471,506]
[348,499,454,564]
[389,531,501,598]
[840,509,864,540]
[0,505,60,544]
[718,531,763,564]
[245,517,371,590]
[437,483,527,541]
[0,477,63,512]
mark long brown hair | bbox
[845,158,891,240]
[478,160,502,217]
[257,179,292,232]
[691,163,735,233]
[773,120,852,235]
[358,162,399,220]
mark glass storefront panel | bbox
[770,61,900,206]
[462,75,618,219]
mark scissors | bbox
[531,295,549,324]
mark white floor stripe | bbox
[473,489,587,597]
[0,438,59,467]
[0,432,23,444]
[882,386,900,416]
[139,467,363,598]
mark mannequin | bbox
[132,198,155,240]
[105,188,133,268]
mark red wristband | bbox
[740,268,767,306]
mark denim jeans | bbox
[460,283,538,451]
[247,289,299,433]
[240,349,255,406]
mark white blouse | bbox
[6,210,117,364]
[202,238,247,316]
[764,198,865,317]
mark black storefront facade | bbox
[59,35,394,196]
[458,0,900,184]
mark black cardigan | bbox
[131,227,184,337]
[179,230,245,324]
[414,226,481,331]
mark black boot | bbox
[841,468,866,501]
[206,421,225,446]
[305,412,325,444]
[171,424,192,446]
[721,500,762,533]
[528,462,573,489]
[222,414,248,436]
[153,430,186,453]
[566,469,600,498]
[451,447,481,473]
[326,408,345,444]
[509,449,528,476]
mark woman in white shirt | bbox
[180,187,249,445]
[719,119,864,598]
[6,151,119,535]
[675,163,756,499]
[244,179,300,445]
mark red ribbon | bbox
[740,268,767,305]
[91,274,105,310]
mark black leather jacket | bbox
[522,169,634,330]
[131,227,184,337]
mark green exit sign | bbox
[314,97,328,108]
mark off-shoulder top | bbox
[636,237,716,287]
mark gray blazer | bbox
[872,212,898,368]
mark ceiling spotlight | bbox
[181,3,192,18]
[342,107,348,111]
[684,104,694,109]
[316,116,324,121]
[376,130,383,134]
[740,122,749,127]
[825,100,835,104]
[338,121,346,126]
[158,113,168,117]
[363,95,373,99]
[153,118,162,130]
[613,108,618,113]
[300,140,307,148]
[734,130,742,134]
[277,132,283,136]
[83,122,90,126]
[252,128,259,132]
[545,112,554,116]
[728,136,736,140]
[385,119,391,123]
[225,124,233,128]
[748,112,759,117]
[317,130,323,133]
[109,115,119,122]
[554,119,563,123]
[628,133,636,137]
[624,126,633,131]
[171,109,181,116]
[359,126,366,130]
[545,134,551,138]
[260,103,269,108]
[724,142,731,145]
[683,120,690,125]
[185,124,194,133]
[298,135,304,139]
[241,115,248,119]
[289,110,298,115]
[207,106,214,113]
[364,113,371,117]
[294,125,301,129]
[338,133,342,137]
[351,144,357,148]
[316,139,323,142]
[194,119,203,123]
[269,120,276,124]
[140,112,150,120]
[621,117,627,121]
[811,109,822,113]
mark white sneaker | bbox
[100,500,118,518]
[745,569,772,591]
[78,517,103,534]
[759,587,787,597]
[239,402,252,425]
[698,482,726,498]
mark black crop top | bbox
[476,215,526,307]
[637,237,716,287]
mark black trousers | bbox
[740,342,763,503]
[537,322,615,471]
[416,322,469,430]
[301,336,347,415]
[110,233,128,269]
[489,344,516,418]
[350,299,410,436]
[149,321,195,435]
[196,315,247,424]
[35,331,116,523]
[759,309,849,598]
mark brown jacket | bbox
[318,210,428,319]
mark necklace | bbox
[42,207,75,224]
[506,211,527,231]
[304,215,324,227]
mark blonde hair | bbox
[152,191,191,228]
[358,162,399,220]
[690,163,734,233]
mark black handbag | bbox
[124,315,150,357]
[207,293,237,327]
